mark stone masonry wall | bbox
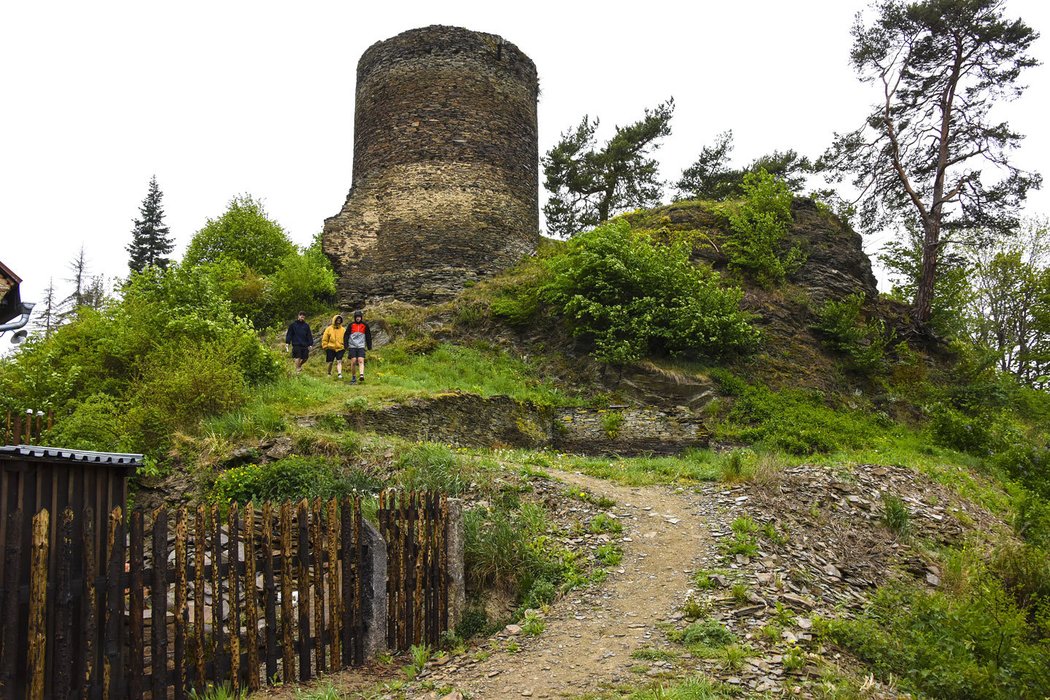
[323,26,540,307]
[340,393,709,456]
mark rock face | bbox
[787,199,879,303]
[340,393,708,455]
[323,26,540,307]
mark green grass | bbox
[509,449,721,487]
[362,342,580,407]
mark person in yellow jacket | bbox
[321,315,347,379]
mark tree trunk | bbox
[913,219,940,327]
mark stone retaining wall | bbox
[342,393,708,455]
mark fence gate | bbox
[0,491,453,700]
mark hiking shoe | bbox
[350,376,357,384]
[337,372,343,379]
[358,375,365,383]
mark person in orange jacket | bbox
[321,314,347,379]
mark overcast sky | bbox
[2,0,1049,319]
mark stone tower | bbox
[323,25,540,307]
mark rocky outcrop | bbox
[340,392,708,456]
[787,199,879,303]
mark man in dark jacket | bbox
[284,311,313,375]
[345,310,372,384]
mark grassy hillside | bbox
[5,193,1049,698]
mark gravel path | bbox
[428,472,718,699]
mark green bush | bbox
[724,169,803,286]
[814,292,892,374]
[540,219,760,365]
[210,456,360,504]
[672,619,736,649]
[1014,492,1050,547]
[183,194,295,275]
[0,263,281,458]
[43,393,129,452]
[394,443,468,494]
[928,402,1001,456]
[721,383,881,455]
[826,578,1050,699]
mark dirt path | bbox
[426,472,715,699]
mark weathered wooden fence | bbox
[1,411,52,447]
[0,491,454,700]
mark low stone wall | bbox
[342,392,708,455]
[555,407,709,456]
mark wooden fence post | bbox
[0,510,24,697]
[244,503,260,691]
[296,501,311,682]
[27,509,50,700]
[279,502,294,683]
[128,510,144,699]
[174,508,188,700]
[152,509,169,696]
[103,506,125,699]
[81,508,98,698]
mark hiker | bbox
[321,314,347,379]
[345,310,373,384]
[284,311,313,375]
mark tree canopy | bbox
[820,0,1040,328]
[676,131,811,201]
[543,100,674,237]
[183,194,295,274]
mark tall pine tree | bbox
[127,175,173,272]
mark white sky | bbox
[2,0,1049,315]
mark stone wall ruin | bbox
[323,25,540,307]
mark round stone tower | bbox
[323,25,540,307]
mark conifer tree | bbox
[32,277,58,338]
[127,175,174,272]
[820,0,1040,329]
[59,246,89,324]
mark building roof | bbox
[0,445,143,467]
[0,260,21,286]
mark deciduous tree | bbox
[820,0,1040,329]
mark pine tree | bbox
[127,175,174,272]
[58,246,89,324]
[32,277,58,338]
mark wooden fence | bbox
[1,411,52,447]
[0,491,452,700]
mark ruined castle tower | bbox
[323,25,540,307]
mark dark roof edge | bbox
[0,260,21,285]
[0,445,143,467]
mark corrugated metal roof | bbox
[0,445,143,466]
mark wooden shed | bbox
[0,445,140,698]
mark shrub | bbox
[928,402,1000,455]
[395,443,468,494]
[183,194,295,275]
[826,579,1050,699]
[724,169,803,286]
[671,619,736,649]
[814,292,893,374]
[721,383,880,455]
[881,494,912,539]
[210,457,356,504]
[540,219,760,365]
[43,393,128,452]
